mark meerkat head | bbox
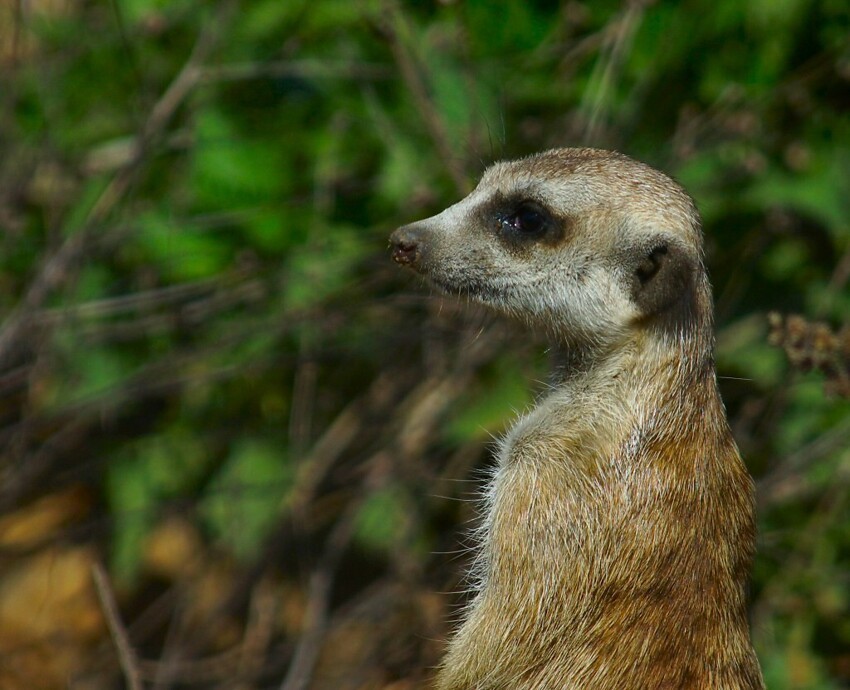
[390,148,712,354]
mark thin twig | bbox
[40,278,220,321]
[278,489,366,690]
[757,415,850,509]
[92,562,144,690]
[378,1,469,195]
[232,579,278,689]
[0,418,88,512]
[201,59,393,83]
[581,3,644,145]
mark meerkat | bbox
[389,148,764,690]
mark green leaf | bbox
[236,0,308,42]
[716,315,786,388]
[447,359,531,442]
[62,176,110,235]
[200,439,292,561]
[242,207,292,254]
[283,224,367,311]
[107,454,157,584]
[354,487,409,552]
[47,332,135,409]
[464,0,551,55]
[106,431,212,583]
[191,109,286,208]
[745,149,850,235]
[116,0,196,26]
[136,210,231,282]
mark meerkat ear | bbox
[627,237,695,316]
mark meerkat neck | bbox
[548,326,714,407]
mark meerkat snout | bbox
[390,223,425,267]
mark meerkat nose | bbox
[390,224,424,266]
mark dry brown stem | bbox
[92,562,143,690]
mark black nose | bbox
[390,224,424,266]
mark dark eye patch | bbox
[498,200,553,240]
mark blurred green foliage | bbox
[1,0,849,687]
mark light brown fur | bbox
[390,149,764,689]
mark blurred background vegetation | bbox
[0,0,848,688]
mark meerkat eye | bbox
[501,203,550,237]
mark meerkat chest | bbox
[485,391,633,580]
[498,385,631,476]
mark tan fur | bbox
[390,148,764,689]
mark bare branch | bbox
[377,1,470,195]
[278,490,364,690]
[201,59,393,83]
[92,562,144,690]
